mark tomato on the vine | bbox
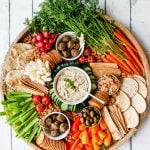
[87,55,97,63]
[78,55,86,63]
[84,48,92,56]
[42,96,51,106]
[36,103,46,112]
[32,95,42,104]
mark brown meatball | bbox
[58,42,67,51]
[56,114,66,122]
[67,40,75,50]
[62,36,70,42]
[61,50,70,58]
[59,123,68,133]
[74,43,80,50]
[50,130,60,137]
[45,117,52,126]
[71,49,79,57]
[50,123,59,130]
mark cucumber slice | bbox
[83,66,92,72]
[61,103,68,111]
[86,71,93,76]
[89,75,96,80]
[91,83,97,90]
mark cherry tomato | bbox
[49,39,55,45]
[32,95,42,104]
[32,36,37,43]
[38,41,45,48]
[78,55,86,63]
[36,32,44,42]
[36,103,46,112]
[43,31,51,39]
[84,48,92,56]
[42,96,51,105]
[40,46,46,52]
[45,43,52,50]
[50,33,56,39]
[87,55,97,63]
[43,39,49,44]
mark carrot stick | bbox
[124,51,142,74]
[106,55,129,73]
[102,56,112,63]
[125,60,140,75]
[108,53,133,73]
[126,46,144,72]
[118,44,127,52]
[114,29,136,52]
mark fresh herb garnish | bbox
[64,78,76,90]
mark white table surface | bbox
[0,0,150,150]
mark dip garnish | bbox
[64,78,76,90]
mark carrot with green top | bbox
[114,29,136,52]
[126,45,144,72]
[108,53,133,73]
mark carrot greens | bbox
[25,0,123,57]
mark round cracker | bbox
[133,75,146,85]
[131,93,147,114]
[134,77,147,98]
[123,106,139,128]
[115,91,130,112]
[120,77,138,98]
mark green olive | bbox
[94,117,97,123]
[85,120,90,126]
[90,111,95,117]
[83,112,87,118]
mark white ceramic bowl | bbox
[53,66,91,105]
[55,31,85,61]
[43,112,70,140]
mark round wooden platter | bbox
[1,15,150,150]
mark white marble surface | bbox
[0,0,150,150]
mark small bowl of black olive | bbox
[80,106,101,127]
[56,31,85,61]
[43,112,70,140]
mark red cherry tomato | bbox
[45,43,52,50]
[32,36,37,43]
[49,39,55,45]
[78,55,86,63]
[36,32,44,42]
[40,45,46,52]
[42,96,51,105]
[87,55,97,63]
[32,95,42,104]
[43,39,49,44]
[50,33,56,39]
[43,31,51,39]
[38,41,45,48]
[84,48,92,56]
[36,103,46,112]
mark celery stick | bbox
[0,112,6,116]
[19,98,32,106]
[17,118,38,137]
[22,102,31,112]
[34,125,41,140]
[27,123,39,143]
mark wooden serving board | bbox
[1,15,150,150]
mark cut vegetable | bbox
[131,93,147,114]
[133,75,146,85]
[123,106,139,128]
[115,91,130,112]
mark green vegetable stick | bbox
[17,118,38,137]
